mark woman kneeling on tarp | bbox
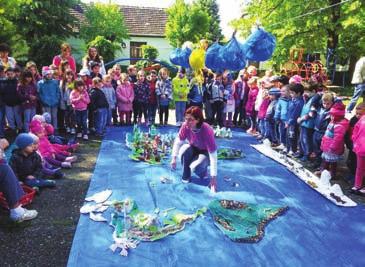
[170,106,218,192]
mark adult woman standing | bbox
[82,46,106,76]
[52,43,77,74]
[0,43,16,70]
[171,106,218,192]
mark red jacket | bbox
[352,115,365,156]
[321,118,349,155]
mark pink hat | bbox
[289,75,303,84]
[329,102,346,118]
[42,66,52,76]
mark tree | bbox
[141,45,159,60]
[195,0,224,42]
[0,0,31,60]
[231,0,365,72]
[165,0,210,48]
[80,3,129,44]
[16,0,79,66]
[87,36,119,64]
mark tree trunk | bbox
[326,0,342,82]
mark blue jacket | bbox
[274,97,289,122]
[287,96,304,126]
[265,99,278,121]
[37,79,60,107]
[188,83,203,104]
[314,107,331,133]
[300,94,321,129]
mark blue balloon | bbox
[169,48,192,68]
[220,36,246,71]
[205,42,225,72]
[242,28,276,62]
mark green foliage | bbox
[231,0,365,69]
[80,3,129,43]
[3,0,79,66]
[28,36,63,67]
[87,36,119,63]
[195,0,224,42]
[141,45,159,60]
[165,0,210,48]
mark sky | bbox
[81,0,244,38]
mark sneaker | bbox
[61,161,72,168]
[83,134,88,140]
[10,207,38,222]
[66,127,71,133]
[76,132,82,138]
[274,144,286,150]
[65,156,77,163]
[287,151,294,156]
[181,177,191,184]
[70,128,76,134]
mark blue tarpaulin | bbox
[68,126,365,267]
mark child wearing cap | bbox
[37,66,60,130]
[319,102,349,179]
[274,85,290,149]
[264,88,281,145]
[9,133,56,189]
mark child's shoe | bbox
[66,127,71,134]
[76,133,82,138]
[61,161,72,168]
[246,128,253,134]
[10,207,38,222]
[83,134,88,140]
[70,128,76,134]
[65,156,77,163]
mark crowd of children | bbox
[0,41,365,222]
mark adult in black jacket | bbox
[89,77,109,136]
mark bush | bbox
[87,36,119,64]
[141,44,159,60]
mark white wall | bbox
[115,36,172,66]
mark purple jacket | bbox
[321,118,349,155]
[17,82,38,109]
[134,81,150,103]
[245,86,259,116]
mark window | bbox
[130,41,147,64]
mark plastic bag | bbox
[205,42,225,72]
[241,28,276,62]
[189,48,205,72]
[220,36,246,71]
[169,47,192,68]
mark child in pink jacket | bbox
[320,102,349,179]
[116,73,134,125]
[70,79,90,140]
[30,119,76,169]
[245,77,259,134]
[351,102,365,193]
